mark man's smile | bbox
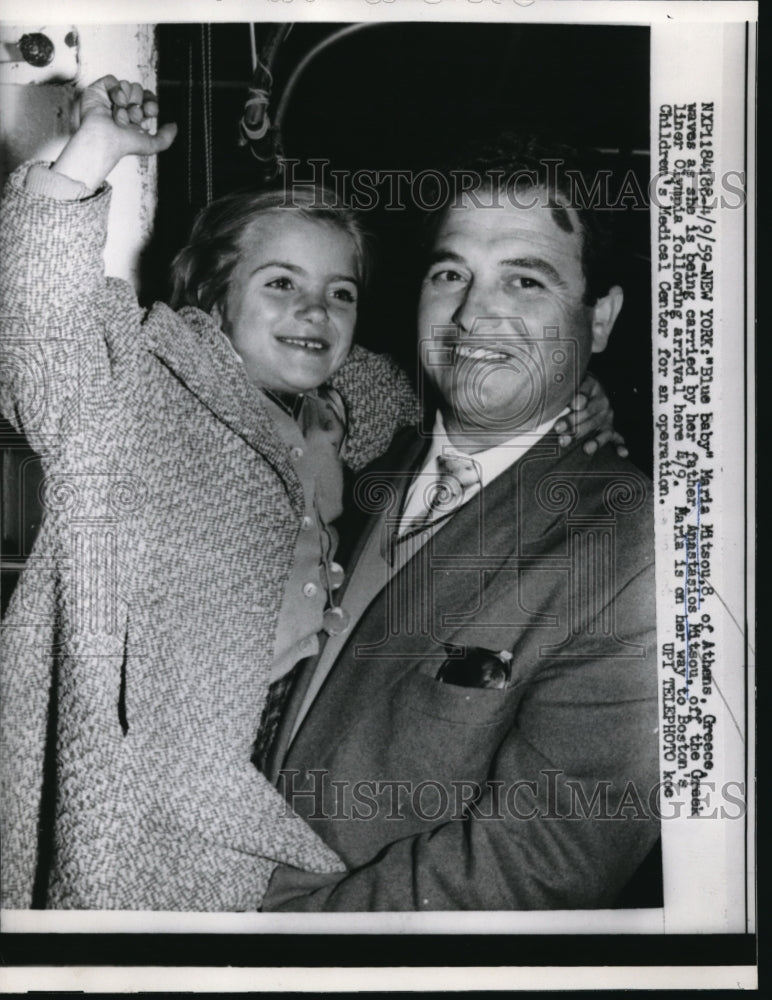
[453,343,527,364]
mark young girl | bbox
[0,76,619,910]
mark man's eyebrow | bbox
[500,257,563,283]
[426,249,466,268]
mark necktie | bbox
[389,453,480,563]
[414,452,481,530]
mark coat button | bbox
[323,606,351,636]
[303,581,318,597]
[290,446,304,460]
[300,515,312,530]
[328,561,345,590]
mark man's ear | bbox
[590,285,624,354]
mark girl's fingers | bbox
[105,79,159,130]
[109,80,153,118]
[114,80,133,105]
[610,430,629,458]
[571,391,589,412]
[577,370,600,398]
[108,84,128,108]
[581,391,610,420]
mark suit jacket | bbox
[262,426,660,911]
[0,163,419,910]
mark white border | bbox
[0,0,756,990]
[0,964,759,993]
[0,1,760,27]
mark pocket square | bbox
[436,647,513,690]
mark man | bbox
[261,137,660,911]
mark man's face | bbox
[418,190,620,445]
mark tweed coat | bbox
[262,428,660,910]
[0,164,419,911]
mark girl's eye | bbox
[266,276,294,291]
[331,287,357,304]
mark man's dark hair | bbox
[423,133,619,305]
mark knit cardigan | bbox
[0,164,419,910]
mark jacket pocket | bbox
[397,667,524,726]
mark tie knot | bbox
[425,453,480,513]
[436,452,480,487]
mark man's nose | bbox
[451,279,494,335]
[451,281,526,341]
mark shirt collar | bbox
[427,408,565,490]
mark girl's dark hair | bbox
[170,186,371,314]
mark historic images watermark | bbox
[276,768,745,823]
[276,158,745,213]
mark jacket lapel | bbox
[336,431,572,664]
[145,302,304,514]
[347,429,430,566]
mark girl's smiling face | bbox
[213,212,360,394]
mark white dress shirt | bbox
[398,409,563,534]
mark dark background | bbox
[2,20,651,602]
[152,20,652,458]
